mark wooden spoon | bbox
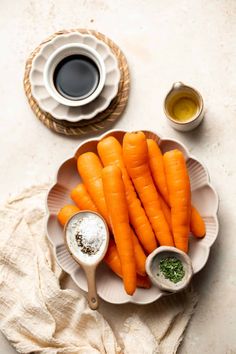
[64,211,109,310]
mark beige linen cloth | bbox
[0,184,197,354]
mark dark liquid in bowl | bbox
[53,55,100,100]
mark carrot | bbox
[104,239,151,289]
[57,204,79,226]
[71,183,98,212]
[77,151,146,277]
[137,275,151,289]
[123,131,174,247]
[70,182,146,275]
[163,149,191,252]
[190,206,206,238]
[71,182,145,274]
[160,193,206,239]
[159,193,172,231]
[147,138,169,203]
[77,152,110,223]
[102,165,136,295]
[147,138,206,238]
[190,206,206,237]
[131,230,146,276]
[97,136,157,254]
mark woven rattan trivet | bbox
[23,29,130,136]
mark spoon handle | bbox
[84,266,99,310]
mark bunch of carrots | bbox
[58,131,206,296]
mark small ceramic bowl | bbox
[146,246,193,293]
[44,43,106,107]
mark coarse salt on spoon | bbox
[64,211,109,310]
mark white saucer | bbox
[29,33,120,122]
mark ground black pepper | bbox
[75,231,98,255]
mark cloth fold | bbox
[0,185,197,354]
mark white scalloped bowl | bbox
[46,130,219,305]
[29,33,120,122]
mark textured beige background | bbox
[0,0,236,353]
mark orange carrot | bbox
[104,239,151,289]
[102,165,136,295]
[97,136,157,254]
[137,275,151,289]
[147,138,171,229]
[57,204,79,226]
[131,230,146,276]
[77,151,146,277]
[123,131,174,246]
[160,193,206,239]
[77,152,110,223]
[190,206,206,238]
[147,138,169,203]
[71,182,146,274]
[163,149,191,252]
[71,184,147,274]
[71,183,98,212]
[147,138,206,238]
[159,193,172,231]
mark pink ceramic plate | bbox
[46,130,219,305]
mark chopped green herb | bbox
[159,257,185,283]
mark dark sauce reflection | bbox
[53,55,100,100]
